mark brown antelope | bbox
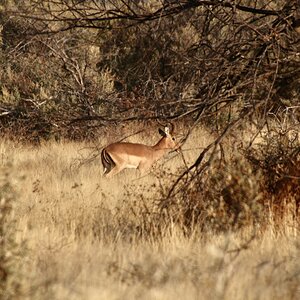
[101,125,177,177]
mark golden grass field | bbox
[1,126,300,300]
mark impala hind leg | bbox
[102,163,114,176]
[101,149,116,176]
[104,164,124,178]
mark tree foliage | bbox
[1,1,299,134]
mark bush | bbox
[156,155,264,234]
[245,117,300,217]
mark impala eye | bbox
[172,137,175,141]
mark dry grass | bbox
[1,126,300,300]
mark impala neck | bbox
[152,137,171,153]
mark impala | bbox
[101,125,177,177]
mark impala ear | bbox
[164,126,170,135]
[159,128,167,137]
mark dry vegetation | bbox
[1,125,300,300]
[1,1,300,299]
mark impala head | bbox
[158,125,177,150]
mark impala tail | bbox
[101,148,115,175]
